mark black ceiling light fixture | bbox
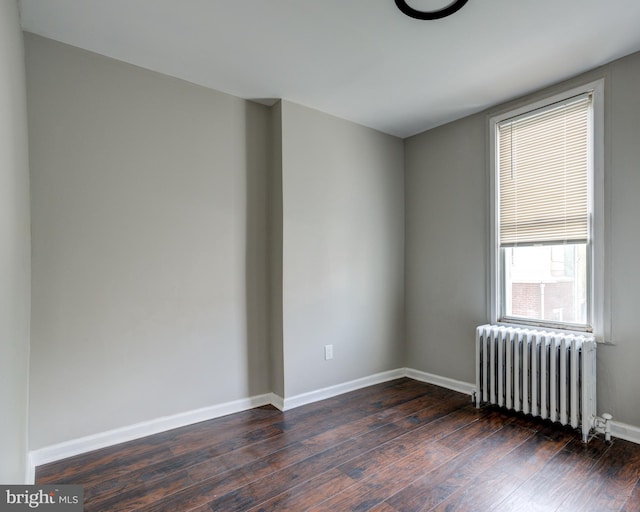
[395,0,469,20]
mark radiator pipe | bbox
[602,413,613,442]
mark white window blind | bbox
[498,94,591,247]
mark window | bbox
[489,81,604,336]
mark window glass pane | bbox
[502,243,587,325]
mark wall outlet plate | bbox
[324,344,333,360]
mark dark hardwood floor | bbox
[36,378,640,511]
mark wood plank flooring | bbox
[36,378,640,511]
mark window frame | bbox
[488,79,605,339]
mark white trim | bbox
[590,79,609,343]
[26,372,407,470]
[270,393,285,412]
[404,368,476,396]
[28,367,638,475]
[28,393,274,469]
[488,112,499,325]
[25,456,35,484]
[611,420,640,445]
[280,369,406,411]
[279,368,476,412]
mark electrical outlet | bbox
[324,344,334,360]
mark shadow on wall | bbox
[243,101,272,396]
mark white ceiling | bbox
[18,0,640,138]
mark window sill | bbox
[493,319,614,345]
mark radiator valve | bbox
[595,413,613,442]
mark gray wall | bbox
[25,35,271,449]
[24,34,405,450]
[405,113,487,384]
[0,0,31,483]
[280,101,404,397]
[21,26,640,455]
[405,51,640,428]
[600,52,640,427]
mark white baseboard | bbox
[25,457,35,484]
[28,367,638,477]
[27,371,406,472]
[26,367,465,473]
[28,393,274,471]
[270,393,285,412]
[271,367,473,412]
[404,368,476,396]
[281,368,406,411]
[611,420,640,444]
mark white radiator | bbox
[475,324,597,442]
